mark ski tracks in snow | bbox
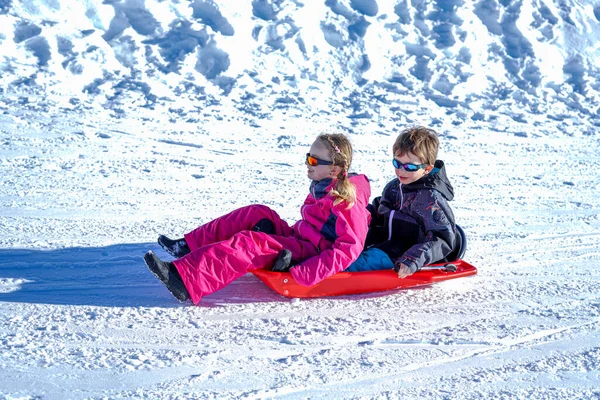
[2,112,600,398]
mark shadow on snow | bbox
[0,243,290,307]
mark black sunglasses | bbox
[306,153,334,166]
[392,159,428,172]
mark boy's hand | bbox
[394,262,415,278]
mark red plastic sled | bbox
[251,259,477,298]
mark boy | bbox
[347,126,459,278]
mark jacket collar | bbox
[400,160,454,200]
[310,178,333,199]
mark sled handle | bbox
[420,263,458,272]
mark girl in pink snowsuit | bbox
[144,133,371,304]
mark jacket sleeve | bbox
[290,203,370,286]
[398,190,456,272]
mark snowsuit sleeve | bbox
[398,189,456,272]
[290,201,370,286]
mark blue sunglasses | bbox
[392,159,428,172]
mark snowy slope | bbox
[1,0,600,131]
[1,1,600,399]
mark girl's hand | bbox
[272,250,293,272]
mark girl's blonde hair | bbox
[317,133,356,208]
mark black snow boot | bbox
[252,218,276,235]
[272,249,293,272]
[143,251,190,302]
[158,235,191,258]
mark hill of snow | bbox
[1,0,600,134]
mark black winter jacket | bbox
[369,160,458,272]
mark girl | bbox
[144,133,371,304]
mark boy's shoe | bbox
[144,251,190,302]
[272,249,293,272]
[158,235,191,258]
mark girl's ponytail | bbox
[318,133,357,208]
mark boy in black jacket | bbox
[347,126,459,278]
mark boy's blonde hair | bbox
[317,133,356,208]
[393,126,439,165]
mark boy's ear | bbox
[424,164,435,173]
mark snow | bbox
[1,0,600,398]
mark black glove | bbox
[272,249,293,272]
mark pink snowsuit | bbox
[173,174,371,304]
